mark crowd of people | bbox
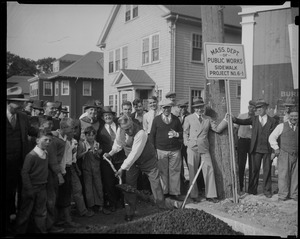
[6,86,298,235]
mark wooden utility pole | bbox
[201,5,237,199]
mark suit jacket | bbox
[183,113,222,153]
[234,115,276,154]
[97,121,126,164]
[6,111,36,161]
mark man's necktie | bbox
[109,125,116,141]
[165,116,170,124]
[199,116,203,124]
[10,115,16,128]
[260,117,264,127]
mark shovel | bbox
[181,160,204,209]
[103,155,154,203]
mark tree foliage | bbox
[7,52,56,78]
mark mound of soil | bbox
[84,209,243,235]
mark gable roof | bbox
[7,75,33,94]
[40,51,104,80]
[112,69,155,89]
[58,54,83,62]
[97,5,241,47]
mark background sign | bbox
[204,42,246,80]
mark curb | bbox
[185,203,287,237]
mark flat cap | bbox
[165,91,176,98]
[159,98,174,107]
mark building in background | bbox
[239,2,298,119]
[97,5,242,116]
[28,51,104,118]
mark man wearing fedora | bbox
[6,87,36,234]
[233,100,256,193]
[32,100,44,116]
[183,97,225,203]
[80,100,102,140]
[177,99,190,194]
[269,106,298,202]
[97,106,126,213]
[232,99,277,198]
[59,107,69,119]
[149,98,184,201]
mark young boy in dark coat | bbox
[15,129,52,234]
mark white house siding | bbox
[102,5,172,106]
[175,22,241,116]
[175,22,206,103]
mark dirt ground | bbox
[63,171,298,236]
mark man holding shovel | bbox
[104,115,182,221]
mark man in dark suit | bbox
[97,106,126,213]
[6,87,35,235]
[232,99,277,198]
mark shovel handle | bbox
[103,155,122,184]
[181,160,204,209]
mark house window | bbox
[109,51,114,73]
[125,5,138,22]
[142,33,159,65]
[122,46,128,69]
[115,94,118,113]
[122,93,128,103]
[109,95,114,106]
[191,33,203,62]
[61,80,69,95]
[30,82,38,97]
[132,5,138,18]
[55,81,59,96]
[157,89,163,102]
[142,38,150,65]
[152,34,159,62]
[43,81,53,96]
[125,5,131,22]
[83,81,92,96]
[191,89,202,100]
[115,49,121,72]
[236,83,241,98]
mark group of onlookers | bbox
[6,85,298,235]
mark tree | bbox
[7,52,38,78]
[36,57,56,74]
[201,5,238,200]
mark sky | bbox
[7,2,113,61]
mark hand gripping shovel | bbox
[103,155,122,184]
[181,160,204,209]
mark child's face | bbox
[86,133,95,142]
[37,135,52,151]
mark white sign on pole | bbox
[203,42,246,80]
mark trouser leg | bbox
[278,151,290,199]
[248,153,263,195]
[262,153,272,195]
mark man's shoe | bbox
[63,221,81,228]
[82,210,95,217]
[265,194,272,198]
[278,198,289,202]
[48,226,64,233]
[191,197,202,203]
[206,198,219,203]
[110,206,116,212]
[99,207,111,215]
[124,215,134,222]
[170,195,185,201]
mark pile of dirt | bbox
[88,209,243,235]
